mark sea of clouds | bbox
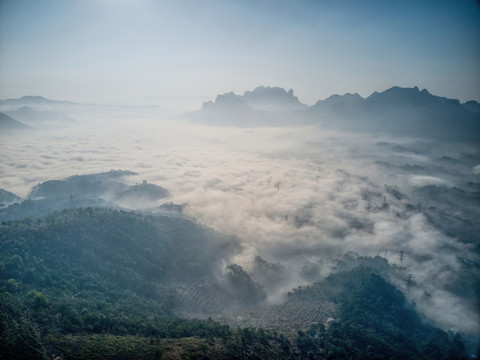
[1,115,479,336]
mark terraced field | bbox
[175,283,337,337]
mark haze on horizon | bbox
[1,0,479,107]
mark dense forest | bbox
[0,208,470,359]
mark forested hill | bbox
[0,208,470,359]
[1,208,240,294]
[290,268,467,359]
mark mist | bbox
[1,95,479,341]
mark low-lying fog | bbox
[1,111,479,337]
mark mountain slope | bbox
[6,106,75,126]
[292,268,467,359]
[0,208,240,319]
[0,189,21,208]
[0,113,31,131]
[0,209,471,359]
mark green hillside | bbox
[0,208,469,359]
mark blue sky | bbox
[0,0,479,105]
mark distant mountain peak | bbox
[0,113,31,131]
[20,95,48,101]
[202,91,249,110]
[366,85,462,107]
[324,92,363,101]
[201,85,308,115]
[243,85,307,111]
[15,106,36,113]
[462,100,480,113]
[217,91,244,102]
[312,92,363,109]
[0,95,76,107]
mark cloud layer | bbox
[0,117,479,335]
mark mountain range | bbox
[307,86,480,140]
[202,86,308,113]
[2,86,479,142]
[198,85,480,142]
[0,95,76,108]
[5,106,75,126]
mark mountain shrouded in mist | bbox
[5,106,75,126]
[0,96,76,109]
[0,113,31,131]
[202,85,307,112]
[3,85,478,141]
[242,86,308,112]
[197,85,480,142]
[308,86,480,141]
[1,85,479,358]
[0,171,171,221]
[0,189,21,208]
[198,86,308,126]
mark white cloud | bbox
[408,175,448,187]
[473,164,480,175]
[0,118,478,335]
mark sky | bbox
[0,0,479,105]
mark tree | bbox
[26,290,48,309]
